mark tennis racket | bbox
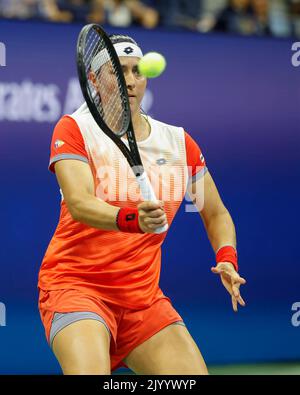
[76,24,168,233]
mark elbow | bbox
[212,203,230,218]
[69,206,82,222]
[201,207,230,229]
[65,195,86,222]
[218,206,230,217]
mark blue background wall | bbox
[0,19,299,373]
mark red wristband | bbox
[116,207,143,233]
[216,246,238,272]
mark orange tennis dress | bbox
[38,103,207,371]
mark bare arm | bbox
[54,159,167,233]
[188,170,246,311]
[192,171,236,253]
[55,159,119,230]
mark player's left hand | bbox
[211,262,246,312]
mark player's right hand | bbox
[138,201,167,234]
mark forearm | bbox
[67,195,119,231]
[202,209,236,253]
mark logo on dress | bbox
[54,139,65,149]
[124,47,134,55]
[156,158,167,165]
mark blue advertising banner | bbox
[0,19,299,373]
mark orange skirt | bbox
[38,287,183,372]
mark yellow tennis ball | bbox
[138,52,167,78]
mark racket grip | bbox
[136,172,168,234]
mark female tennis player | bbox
[38,33,246,375]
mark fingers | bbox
[144,215,166,225]
[138,201,164,212]
[211,264,235,276]
[139,208,166,225]
[231,282,240,299]
[231,273,246,299]
[231,280,246,311]
[139,209,166,225]
[211,266,222,274]
[143,208,165,219]
[143,216,168,229]
[232,295,238,312]
[138,201,167,233]
[234,275,247,285]
[238,295,246,306]
[211,264,246,312]
[211,265,246,285]
[231,283,245,304]
[232,293,246,312]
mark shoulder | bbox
[148,116,202,150]
[54,102,89,129]
[68,102,94,125]
[50,105,91,149]
[148,116,185,144]
[149,116,184,133]
[54,103,95,138]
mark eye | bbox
[133,66,142,77]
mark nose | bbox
[125,71,136,90]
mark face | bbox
[119,56,147,115]
[89,62,116,94]
[88,55,147,123]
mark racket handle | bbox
[136,172,168,234]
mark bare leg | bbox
[52,319,111,375]
[123,323,208,375]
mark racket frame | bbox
[76,24,168,233]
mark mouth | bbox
[128,95,136,104]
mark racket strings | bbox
[83,29,127,136]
